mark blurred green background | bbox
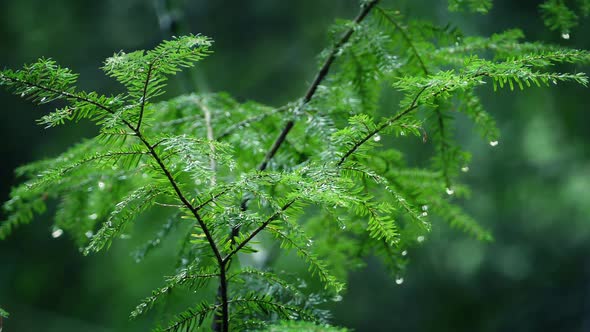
[1,0,589,331]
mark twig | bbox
[376,7,451,186]
[255,0,381,173]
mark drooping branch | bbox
[337,85,428,166]
[376,7,451,186]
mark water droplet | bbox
[332,294,343,302]
[21,92,25,97]
[561,32,570,40]
[400,131,406,136]
[461,166,470,173]
[401,250,408,256]
[395,277,404,285]
[421,211,428,217]
[489,140,499,147]
[340,224,347,230]
[98,181,106,190]
[89,213,98,220]
[307,239,314,247]
[422,205,428,211]
[417,235,425,243]
[552,79,558,85]
[446,187,455,195]
[52,228,64,238]
[373,134,381,142]
[85,230,94,238]
[40,97,46,103]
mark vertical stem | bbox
[212,261,229,332]
[220,262,229,332]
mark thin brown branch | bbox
[136,61,156,131]
[336,85,428,166]
[224,199,297,263]
[135,132,224,264]
[255,0,381,173]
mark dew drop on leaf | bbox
[51,228,64,238]
[417,235,425,243]
[561,32,570,40]
[395,277,404,285]
[373,134,381,142]
[85,231,94,238]
[89,213,98,220]
[98,181,106,190]
[421,205,428,211]
[446,187,455,195]
[421,211,428,217]
[401,250,408,256]
[489,140,499,147]
[332,294,343,302]
[461,166,470,172]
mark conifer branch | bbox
[375,6,428,73]
[136,132,224,264]
[224,199,297,263]
[2,76,110,114]
[136,61,156,131]
[2,71,142,134]
[337,86,428,166]
[376,6,452,186]
[2,4,589,332]
[256,0,380,172]
[232,0,381,252]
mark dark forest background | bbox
[1,0,590,331]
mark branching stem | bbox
[255,0,380,173]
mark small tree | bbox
[1,1,588,331]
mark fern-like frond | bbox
[132,212,180,262]
[0,58,124,128]
[266,220,344,293]
[84,185,168,254]
[155,300,219,332]
[102,35,212,129]
[131,265,219,319]
[157,134,234,178]
[230,268,304,299]
[0,190,47,240]
[230,292,319,323]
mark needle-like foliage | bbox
[0,2,588,331]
